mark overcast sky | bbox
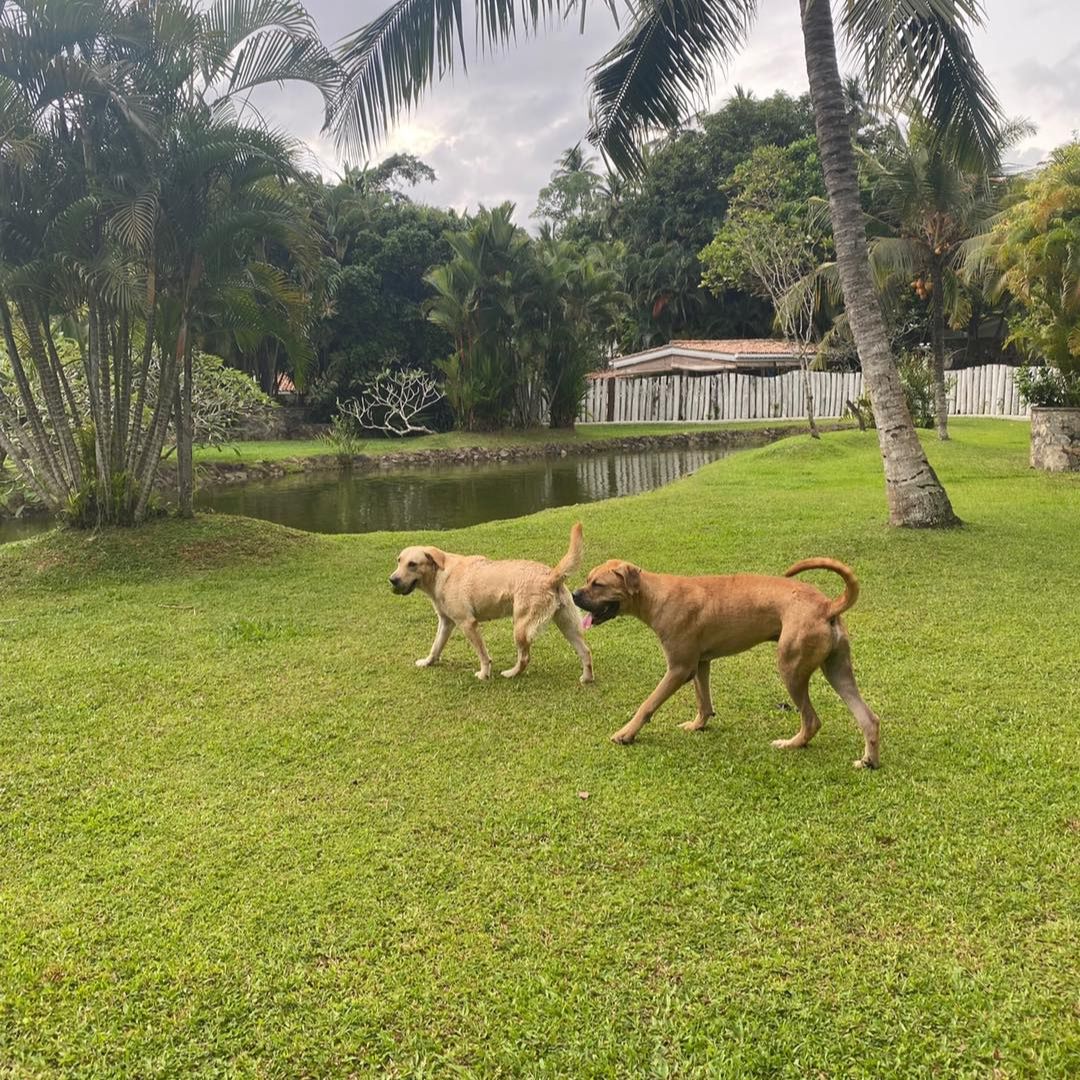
[259,0,1080,222]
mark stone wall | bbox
[1030,408,1080,472]
[231,404,328,442]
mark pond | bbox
[0,443,736,544]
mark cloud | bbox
[253,0,1080,216]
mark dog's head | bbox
[389,546,445,595]
[572,560,641,627]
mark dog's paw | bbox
[500,667,521,679]
[610,730,636,745]
[415,657,435,668]
[579,672,595,685]
[679,719,707,732]
[852,756,878,770]
[771,737,805,750]
[475,669,491,680]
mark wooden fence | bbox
[578,364,1027,423]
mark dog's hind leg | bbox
[460,618,493,680]
[501,615,539,679]
[680,659,714,731]
[416,613,453,668]
[553,602,594,684]
[822,632,880,769]
[772,630,828,752]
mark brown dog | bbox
[390,523,593,683]
[572,558,880,768]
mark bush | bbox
[319,414,366,462]
[845,349,948,430]
[1014,363,1080,408]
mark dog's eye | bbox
[407,561,416,570]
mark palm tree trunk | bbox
[177,333,195,518]
[799,354,820,438]
[0,298,67,499]
[18,301,82,490]
[799,0,959,527]
[929,256,950,440]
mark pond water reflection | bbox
[1,443,737,544]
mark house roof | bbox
[668,338,798,356]
[595,339,801,378]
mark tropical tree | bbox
[525,235,625,428]
[425,204,530,431]
[299,162,459,419]
[863,115,1030,439]
[700,138,833,435]
[991,143,1080,401]
[425,206,624,430]
[574,92,814,347]
[330,0,1006,526]
[0,0,333,524]
[533,145,606,234]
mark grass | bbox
[1,419,1078,1078]
[192,420,808,464]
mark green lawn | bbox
[2,420,1078,1077]
[193,420,808,464]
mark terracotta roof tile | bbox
[669,339,797,354]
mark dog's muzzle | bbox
[572,590,620,627]
[389,576,417,596]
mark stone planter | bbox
[1030,407,1080,472]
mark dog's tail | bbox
[784,557,859,619]
[551,522,584,585]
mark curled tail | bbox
[784,557,859,619]
[551,522,584,585]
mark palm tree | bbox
[864,115,1031,440]
[330,0,1006,526]
[533,145,605,232]
[425,204,532,430]
[0,0,333,524]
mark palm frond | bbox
[199,0,321,79]
[843,0,1003,170]
[329,0,470,160]
[586,0,757,176]
[224,29,338,104]
[776,260,842,330]
[105,188,160,254]
[868,235,920,286]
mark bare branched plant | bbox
[337,367,444,437]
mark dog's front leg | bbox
[680,659,715,732]
[459,618,492,680]
[416,614,453,668]
[611,665,693,744]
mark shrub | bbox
[1014,363,1080,408]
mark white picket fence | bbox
[578,364,1027,423]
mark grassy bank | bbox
[193,420,808,464]
[1,420,1078,1077]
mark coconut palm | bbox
[864,115,1031,440]
[330,0,1006,526]
[533,145,606,232]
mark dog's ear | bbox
[424,547,446,570]
[612,563,640,593]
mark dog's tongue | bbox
[581,613,593,630]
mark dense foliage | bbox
[426,205,623,431]
[300,159,462,421]
[994,143,1080,403]
[545,92,818,350]
[0,0,331,524]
